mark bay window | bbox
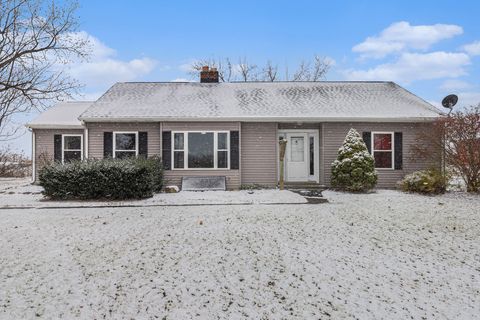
[172,131,230,169]
[372,132,393,169]
[62,134,83,163]
[114,132,138,159]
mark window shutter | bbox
[162,131,171,170]
[139,132,148,158]
[230,131,239,170]
[54,134,62,162]
[394,132,403,170]
[362,132,372,153]
[104,132,113,158]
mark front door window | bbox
[290,136,305,162]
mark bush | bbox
[0,145,31,177]
[331,128,377,192]
[39,157,164,200]
[398,169,448,194]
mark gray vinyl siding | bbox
[34,120,438,190]
[322,122,438,188]
[33,128,85,181]
[162,122,241,190]
[85,122,161,159]
[241,122,278,187]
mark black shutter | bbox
[139,132,148,158]
[230,131,239,170]
[162,131,171,170]
[394,132,403,170]
[104,132,113,158]
[54,134,62,162]
[362,132,372,153]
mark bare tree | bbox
[0,0,90,140]
[189,54,331,82]
[413,105,480,193]
[237,57,257,82]
[292,60,311,81]
[292,56,330,81]
[262,60,278,82]
[0,144,31,177]
[311,55,331,81]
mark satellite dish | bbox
[441,94,458,109]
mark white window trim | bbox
[172,131,230,170]
[113,131,139,158]
[61,134,83,164]
[371,131,394,170]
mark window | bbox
[114,132,138,159]
[309,136,314,175]
[62,134,83,163]
[372,132,393,169]
[217,132,228,168]
[173,132,185,169]
[172,131,229,169]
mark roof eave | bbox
[26,124,85,129]
[79,116,442,123]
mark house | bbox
[27,67,441,189]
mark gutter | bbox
[25,124,86,129]
[78,116,442,123]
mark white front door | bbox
[285,133,309,181]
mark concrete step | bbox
[283,183,327,191]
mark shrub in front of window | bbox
[137,156,164,193]
[39,157,163,200]
[398,169,448,195]
[331,128,377,192]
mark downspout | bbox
[84,126,89,159]
[31,129,36,183]
[238,121,241,189]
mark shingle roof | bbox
[27,101,92,128]
[79,81,441,122]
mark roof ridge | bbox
[114,80,394,84]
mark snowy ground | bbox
[1,190,479,319]
[0,179,307,208]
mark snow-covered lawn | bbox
[1,190,479,319]
[0,188,307,208]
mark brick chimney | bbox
[200,66,219,83]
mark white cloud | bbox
[65,32,157,87]
[462,41,480,56]
[353,21,463,58]
[324,56,337,66]
[456,92,480,108]
[440,79,472,91]
[344,52,470,84]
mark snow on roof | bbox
[79,81,441,122]
[27,101,92,129]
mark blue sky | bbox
[5,0,480,154]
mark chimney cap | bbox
[201,66,209,71]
